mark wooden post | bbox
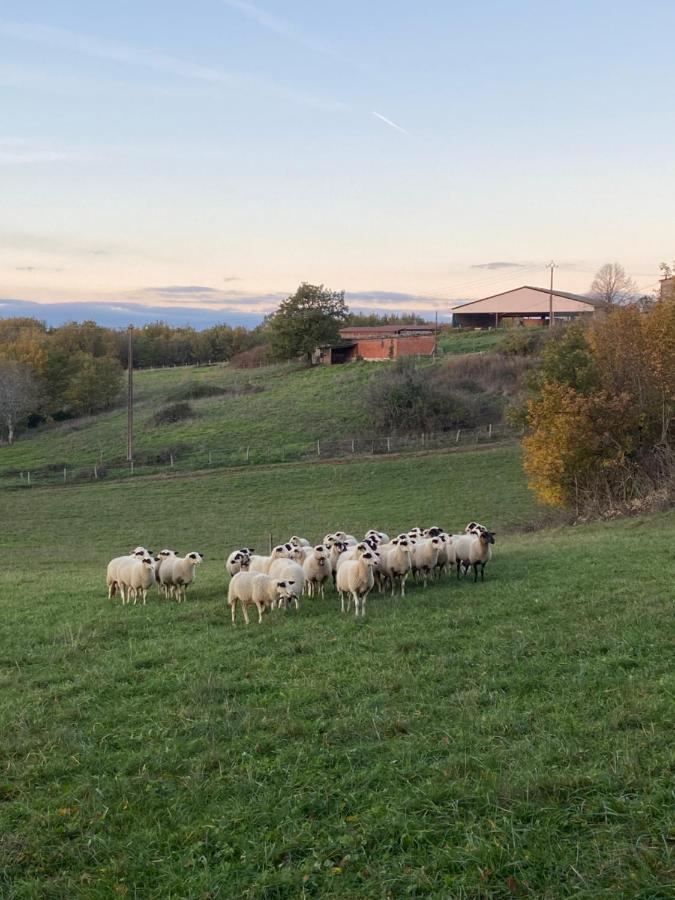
[27,471,31,486]
[170,453,174,468]
[317,440,321,456]
[63,467,67,483]
[456,429,461,443]
[488,423,492,438]
[246,446,250,462]
[351,438,355,453]
[126,325,134,462]
[386,436,391,453]
[268,533,273,553]
[130,460,134,475]
[94,464,98,480]
[208,451,212,465]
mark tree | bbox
[267,283,348,362]
[63,354,123,415]
[589,263,637,309]
[0,361,41,443]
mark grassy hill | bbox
[1,446,672,897]
[0,354,519,483]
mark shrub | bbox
[150,402,196,426]
[168,383,229,401]
[230,345,269,369]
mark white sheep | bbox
[106,547,149,600]
[381,537,413,596]
[161,551,203,601]
[227,571,297,624]
[289,535,311,548]
[154,549,179,595]
[248,545,291,574]
[411,537,442,587]
[226,548,253,577]
[302,545,331,598]
[117,555,156,605]
[336,550,379,617]
[268,558,305,604]
[452,530,495,581]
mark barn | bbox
[451,285,597,328]
[315,324,437,364]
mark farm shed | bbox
[451,286,597,328]
[315,324,437,364]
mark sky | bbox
[1,0,673,325]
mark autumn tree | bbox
[0,361,41,443]
[589,262,637,309]
[267,283,348,362]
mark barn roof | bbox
[450,285,598,314]
[340,324,435,337]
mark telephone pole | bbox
[547,261,558,327]
[126,325,134,461]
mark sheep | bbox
[289,535,311,548]
[226,548,252,577]
[248,545,291,574]
[328,540,349,583]
[336,550,379,617]
[411,537,442,587]
[116,555,156,605]
[227,571,297,625]
[161,551,203,601]
[381,537,413,597]
[106,547,149,600]
[335,541,372,570]
[268,558,305,604]
[453,530,495,582]
[465,521,488,535]
[302,545,331,598]
[154,549,179,595]
[365,529,390,545]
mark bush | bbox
[230,345,269,369]
[150,402,196,426]
[499,328,549,356]
[365,359,472,434]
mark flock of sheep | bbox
[105,523,495,622]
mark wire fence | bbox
[0,423,520,489]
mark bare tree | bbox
[0,362,40,444]
[590,262,637,309]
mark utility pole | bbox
[126,325,134,461]
[433,309,439,358]
[547,261,558,327]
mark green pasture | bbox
[0,446,672,897]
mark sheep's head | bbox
[288,547,304,562]
[187,551,204,564]
[141,556,154,568]
[271,545,288,559]
[289,536,302,547]
[132,546,148,557]
[424,526,443,537]
[275,579,298,608]
[360,551,379,568]
[480,531,496,545]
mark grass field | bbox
[1,446,673,898]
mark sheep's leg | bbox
[256,602,263,624]
[400,573,407,597]
[230,601,236,625]
[362,590,370,617]
[481,563,486,582]
[242,602,250,625]
[473,563,478,583]
[293,595,299,611]
[352,592,359,617]
[142,589,147,605]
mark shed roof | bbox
[450,285,598,315]
[340,324,435,338]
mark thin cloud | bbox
[471,261,525,271]
[0,20,346,111]
[221,0,357,67]
[372,111,408,134]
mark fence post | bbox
[63,467,67,483]
[456,429,461,443]
[27,471,31,486]
[246,446,250,462]
[386,436,391,453]
[488,423,492,439]
[130,460,134,475]
[170,453,174,468]
[94,464,98,480]
[208,451,212,466]
[351,438,355,453]
[317,440,321,457]
[371,440,375,455]
[268,533,273,553]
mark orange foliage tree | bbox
[523,300,675,513]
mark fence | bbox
[0,424,519,489]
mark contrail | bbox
[372,111,408,134]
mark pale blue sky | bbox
[1,0,673,317]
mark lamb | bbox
[381,537,413,596]
[267,558,305,604]
[302,545,331,598]
[336,550,379,617]
[453,530,495,582]
[116,554,156,605]
[160,551,203,601]
[106,547,149,600]
[227,571,297,624]
[411,537,442,587]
